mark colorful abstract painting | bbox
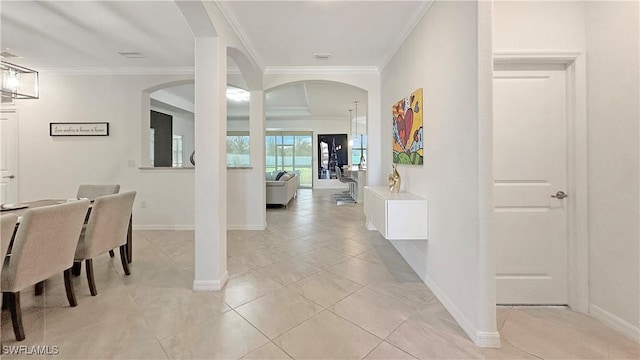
[393,88,423,165]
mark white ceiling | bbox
[1,1,428,70]
[221,1,428,68]
[265,81,367,122]
[1,1,194,69]
[1,0,424,123]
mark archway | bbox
[141,79,195,168]
[263,73,382,189]
[264,80,368,189]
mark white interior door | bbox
[494,64,568,304]
[1,110,19,204]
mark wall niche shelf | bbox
[364,186,428,240]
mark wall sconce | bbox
[1,61,39,99]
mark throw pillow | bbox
[275,171,287,181]
[280,173,292,181]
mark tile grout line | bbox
[360,339,385,360]
[230,308,274,357]
[324,307,385,344]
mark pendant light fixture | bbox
[355,100,366,170]
[348,109,354,147]
[1,61,39,100]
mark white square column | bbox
[193,37,228,291]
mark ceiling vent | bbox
[118,51,146,59]
[314,53,331,60]
[0,51,21,59]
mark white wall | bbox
[381,0,497,346]
[494,1,585,51]
[172,113,195,167]
[14,72,268,231]
[14,72,196,229]
[584,1,640,333]
[494,0,640,336]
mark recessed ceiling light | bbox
[314,53,331,60]
[118,52,146,59]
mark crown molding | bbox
[379,0,435,71]
[493,51,583,63]
[216,1,266,72]
[264,66,379,75]
[39,67,195,76]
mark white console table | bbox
[364,186,428,240]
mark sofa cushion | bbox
[280,173,292,181]
[275,171,287,180]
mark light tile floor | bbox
[1,189,638,359]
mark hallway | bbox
[1,190,637,359]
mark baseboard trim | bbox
[423,275,502,348]
[193,271,229,291]
[365,220,377,231]
[227,224,267,231]
[133,225,194,231]
[590,304,640,341]
[474,331,503,348]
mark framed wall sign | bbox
[50,122,109,136]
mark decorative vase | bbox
[388,164,401,193]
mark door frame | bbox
[1,108,19,203]
[494,51,589,312]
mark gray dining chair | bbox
[74,184,121,265]
[73,191,136,296]
[1,214,19,307]
[76,184,120,201]
[1,214,18,267]
[1,200,89,341]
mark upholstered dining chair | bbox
[1,200,89,341]
[76,184,120,201]
[1,214,19,307]
[74,184,121,264]
[1,214,18,267]
[73,191,136,296]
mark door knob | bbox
[551,191,567,199]
[2,175,15,179]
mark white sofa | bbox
[266,172,298,207]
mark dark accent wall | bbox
[317,134,348,179]
[151,110,173,167]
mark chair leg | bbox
[119,245,131,276]
[35,281,44,296]
[127,215,133,264]
[85,259,97,296]
[72,261,82,276]
[2,292,10,310]
[8,292,25,341]
[109,250,115,258]
[63,268,77,307]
